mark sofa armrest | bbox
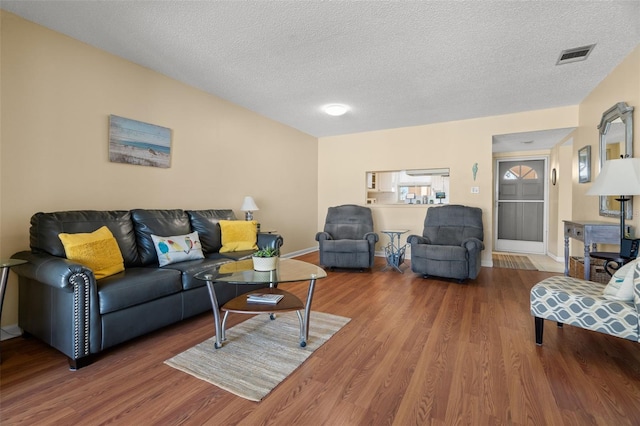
[11,250,98,363]
[315,231,333,242]
[257,233,283,251]
[11,251,97,291]
[407,235,430,245]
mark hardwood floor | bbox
[2,252,640,425]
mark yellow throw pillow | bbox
[219,220,258,253]
[58,226,125,279]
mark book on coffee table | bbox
[246,293,284,304]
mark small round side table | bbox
[381,229,409,273]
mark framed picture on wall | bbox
[109,115,172,168]
[578,145,591,183]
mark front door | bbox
[495,158,546,254]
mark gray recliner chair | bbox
[407,205,484,282]
[315,204,379,270]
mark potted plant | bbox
[252,246,280,271]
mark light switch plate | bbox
[471,187,480,194]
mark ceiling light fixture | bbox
[323,104,349,116]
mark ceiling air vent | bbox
[556,44,596,65]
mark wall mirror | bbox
[597,102,634,218]
[365,168,450,205]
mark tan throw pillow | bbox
[219,220,258,253]
[58,226,125,279]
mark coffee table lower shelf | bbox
[223,288,303,314]
[219,288,308,347]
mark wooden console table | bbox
[563,220,620,280]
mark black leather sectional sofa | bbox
[11,209,283,369]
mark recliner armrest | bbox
[407,235,430,245]
[11,250,97,291]
[462,237,484,252]
[315,231,333,242]
[364,232,379,244]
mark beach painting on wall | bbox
[109,115,172,168]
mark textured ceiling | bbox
[2,1,639,151]
[492,128,575,154]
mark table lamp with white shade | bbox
[586,157,640,239]
[240,196,259,221]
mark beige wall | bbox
[523,131,576,261]
[318,106,579,265]
[555,141,574,258]
[0,12,319,328]
[569,45,640,254]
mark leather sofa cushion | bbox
[131,209,191,266]
[162,257,231,290]
[215,250,256,261]
[29,210,140,267]
[186,209,236,254]
[98,267,182,314]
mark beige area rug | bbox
[492,253,538,270]
[165,311,350,401]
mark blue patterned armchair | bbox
[530,268,640,345]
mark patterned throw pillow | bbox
[151,231,204,267]
[602,258,639,301]
[58,226,125,279]
[219,220,258,253]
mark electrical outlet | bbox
[471,187,480,194]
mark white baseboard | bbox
[1,324,22,341]
[282,247,318,258]
[548,253,564,263]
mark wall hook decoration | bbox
[472,163,478,181]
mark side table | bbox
[0,259,27,363]
[563,220,620,280]
[381,229,409,273]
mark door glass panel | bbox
[498,160,544,201]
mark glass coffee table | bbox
[194,258,326,349]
